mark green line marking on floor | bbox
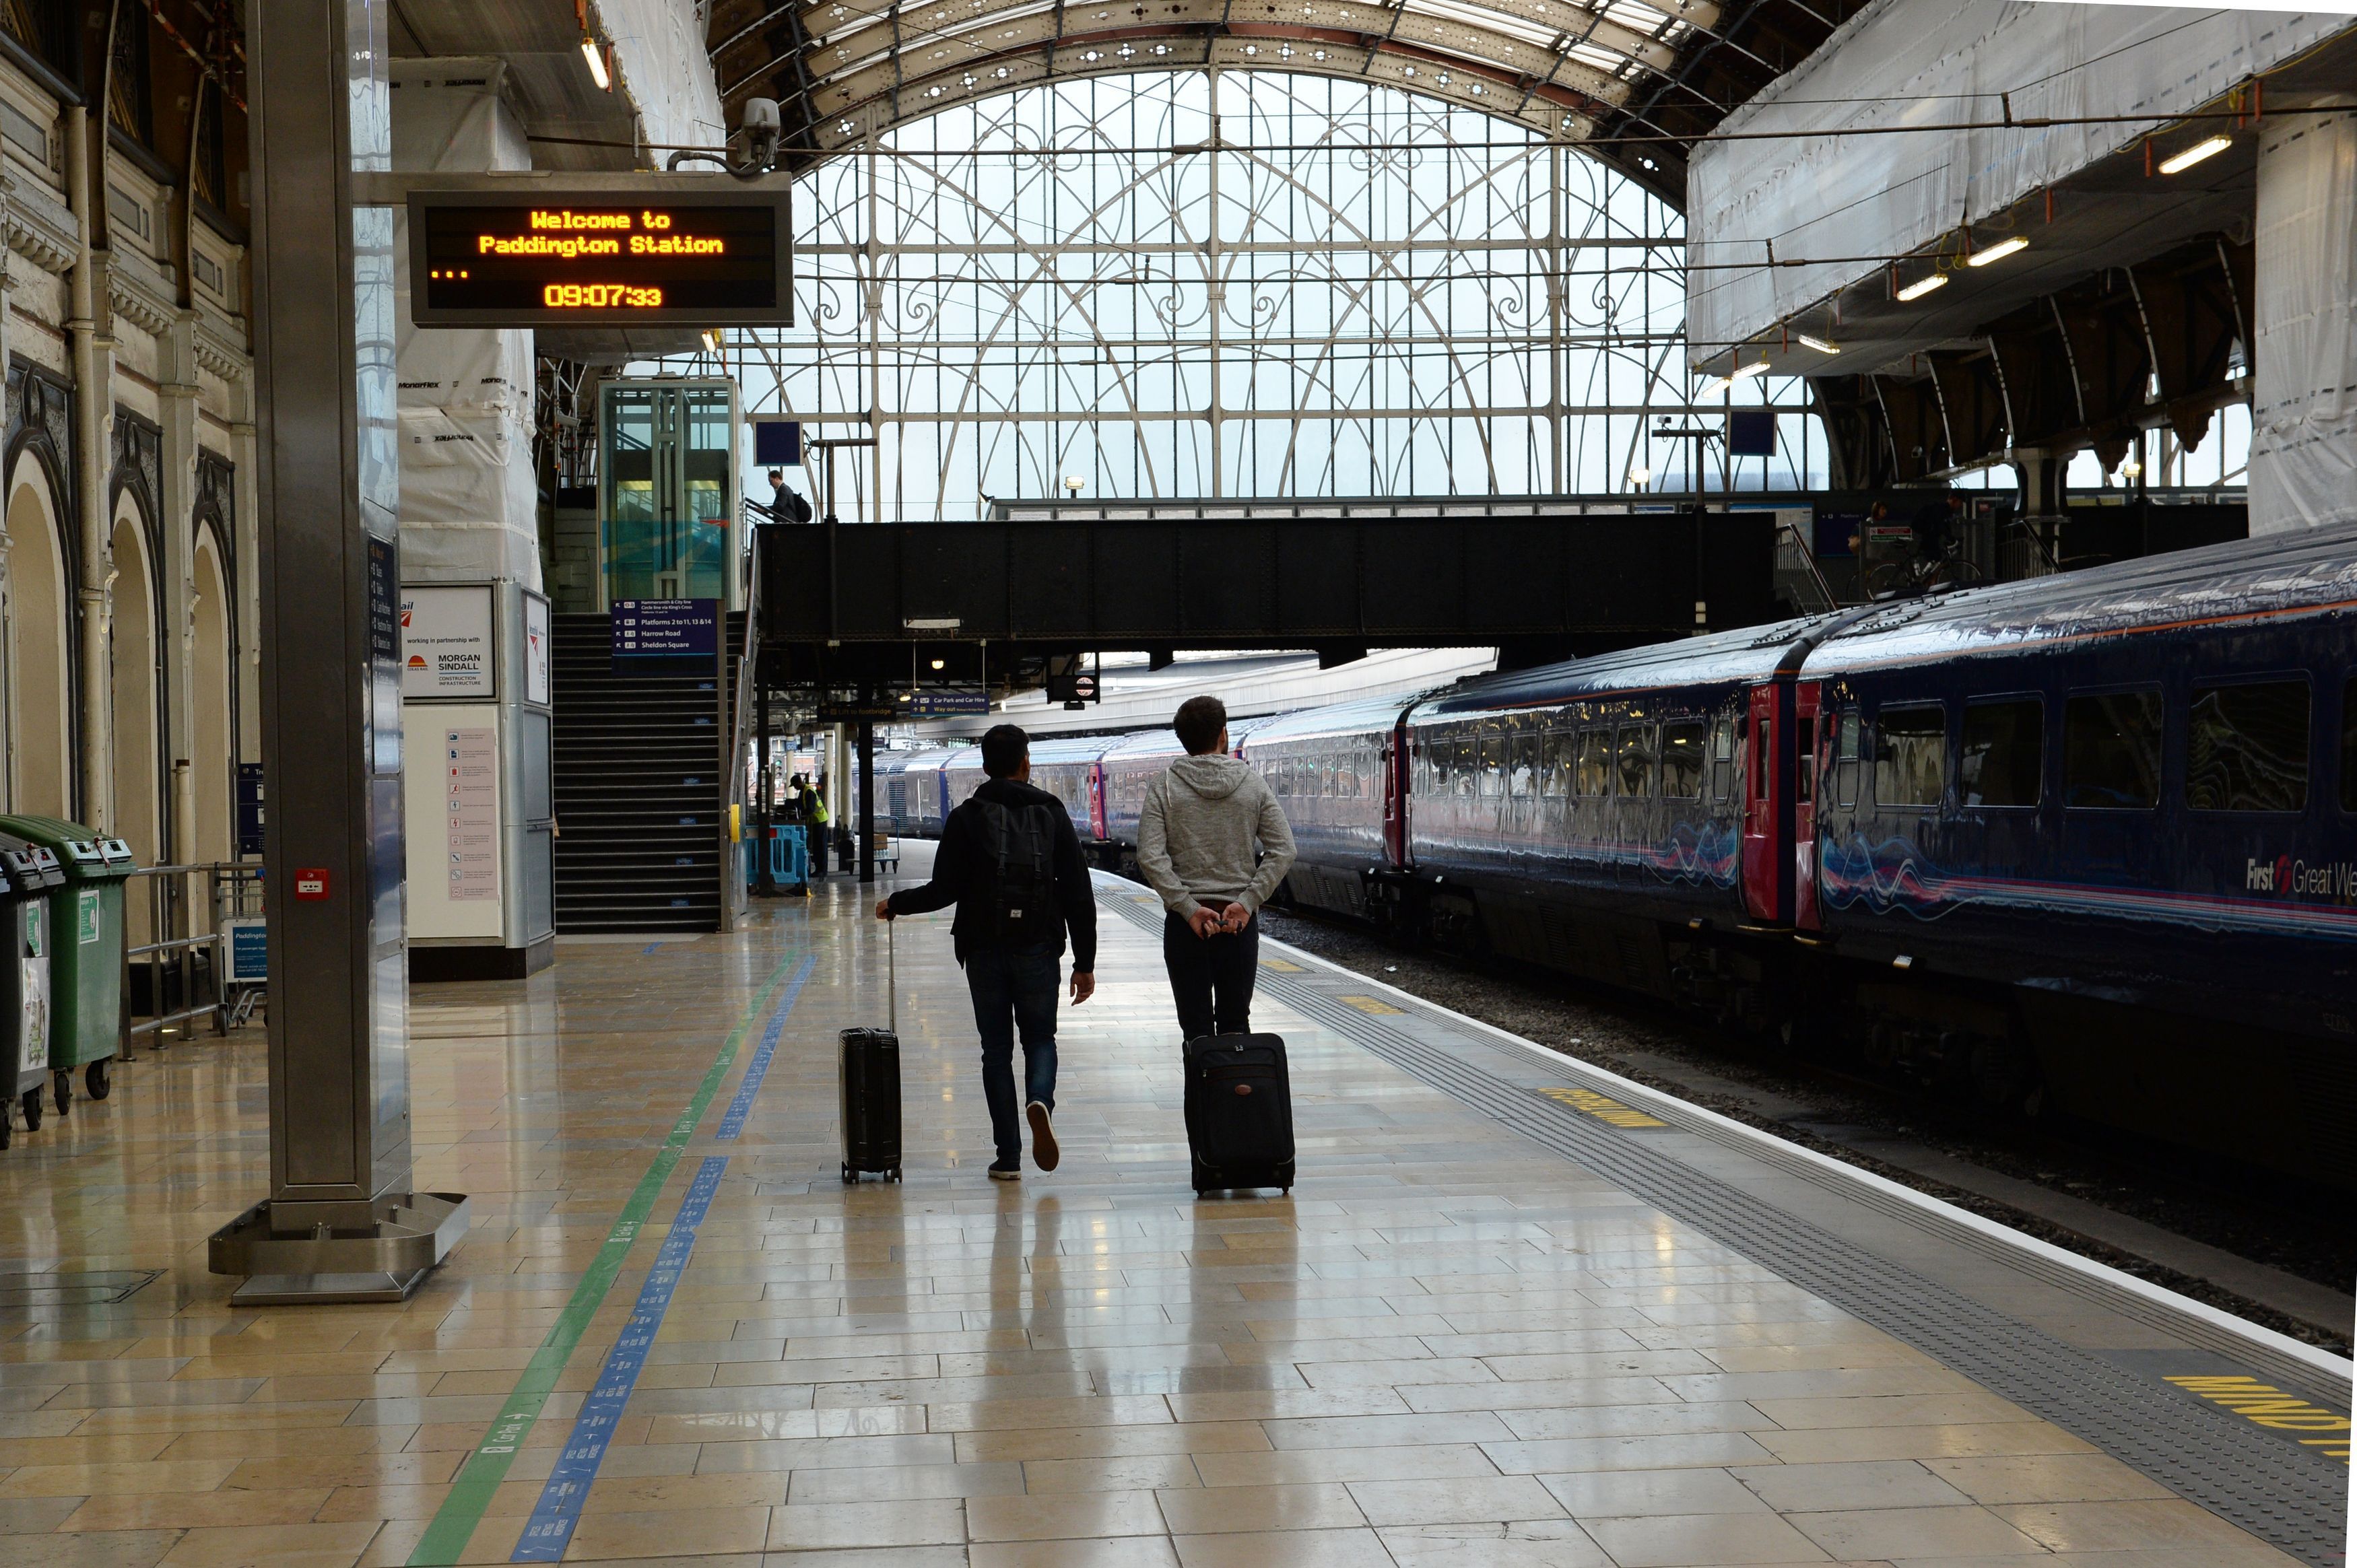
[406,948,805,1567]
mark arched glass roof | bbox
[708,0,1865,199]
[719,71,1832,519]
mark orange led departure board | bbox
[407,190,791,327]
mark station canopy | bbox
[708,0,1865,201]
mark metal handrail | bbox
[123,861,260,1046]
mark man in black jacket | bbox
[877,724,1096,1179]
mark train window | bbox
[1873,704,1946,807]
[1661,721,1705,798]
[2187,680,2309,813]
[1711,720,1737,800]
[1479,728,1505,798]
[1453,735,1476,798]
[1834,712,1862,807]
[2344,678,2356,812]
[1616,724,1658,798]
[2063,691,2162,808]
[1962,699,2043,808]
[1576,730,1612,796]
[1542,731,1574,798]
[1796,716,1817,804]
[1510,732,1537,798]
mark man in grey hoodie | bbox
[1135,695,1297,1042]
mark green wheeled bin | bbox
[0,816,132,1112]
[0,832,61,1147]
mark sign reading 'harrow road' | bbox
[408,190,791,327]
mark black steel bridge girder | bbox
[755,511,1775,679]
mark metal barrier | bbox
[125,862,263,1047]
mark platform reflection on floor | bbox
[0,873,2309,1568]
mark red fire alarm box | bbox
[294,868,330,901]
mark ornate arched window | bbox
[730,71,1832,518]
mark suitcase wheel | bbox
[840,1165,855,1185]
[21,1088,40,1132]
[889,1169,902,1183]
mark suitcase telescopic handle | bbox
[887,915,896,1034]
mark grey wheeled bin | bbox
[0,815,131,1112]
[0,833,62,1147]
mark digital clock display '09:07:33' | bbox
[407,191,791,327]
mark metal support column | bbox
[207,0,467,1305]
[755,667,774,895]
[857,710,875,886]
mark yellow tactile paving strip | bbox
[0,879,2302,1567]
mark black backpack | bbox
[974,799,1058,945]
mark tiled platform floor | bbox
[0,869,2319,1567]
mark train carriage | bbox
[1261,522,2357,1184]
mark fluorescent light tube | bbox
[2158,135,2231,174]
[1966,235,2028,267]
[581,38,610,90]
[1896,273,1947,302]
[1797,334,1839,354]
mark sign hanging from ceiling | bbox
[407,189,791,327]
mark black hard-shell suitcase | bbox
[839,921,903,1183]
[1183,1032,1294,1195]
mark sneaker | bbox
[1026,1101,1060,1172]
[988,1161,1022,1182]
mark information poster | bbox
[444,726,501,902]
[402,584,497,698]
[525,591,552,706]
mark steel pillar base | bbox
[208,1192,469,1305]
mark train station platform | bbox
[0,871,2346,1568]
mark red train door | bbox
[1383,726,1409,869]
[1741,684,1779,921]
[1089,763,1106,842]
[1793,683,1824,930]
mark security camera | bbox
[741,97,783,170]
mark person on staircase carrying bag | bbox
[876,723,1096,1182]
[1135,695,1300,1195]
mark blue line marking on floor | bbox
[511,1154,725,1562]
[509,957,811,1562]
[715,952,814,1141]
[641,942,662,955]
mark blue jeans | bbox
[964,942,1061,1165]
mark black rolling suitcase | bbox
[1183,1033,1294,1196]
[839,920,903,1183]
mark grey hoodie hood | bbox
[1168,753,1249,799]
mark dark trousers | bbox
[1162,910,1259,1043]
[964,942,1061,1165]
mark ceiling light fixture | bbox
[1698,357,1770,398]
[1966,235,2028,267]
[1797,334,1840,355]
[1628,465,1651,485]
[2158,135,2232,174]
[580,37,610,90]
[1896,273,1947,302]
[2120,455,2143,479]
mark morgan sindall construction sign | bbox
[401,584,497,698]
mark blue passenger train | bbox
[1240,523,2357,1184]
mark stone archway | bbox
[191,525,233,866]
[5,452,72,818]
[108,500,161,943]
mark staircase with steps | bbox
[550,612,743,932]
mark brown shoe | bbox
[1026,1101,1060,1172]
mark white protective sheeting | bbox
[2249,104,2357,533]
[1686,0,2354,369]
[390,62,544,590]
[599,0,729,158]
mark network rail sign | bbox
[407,189,791,327]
